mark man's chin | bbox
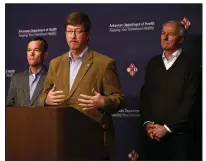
[69,46,80,50]
[162,46,171,50]
[29,64,40,68]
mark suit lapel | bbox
[20,70,30,106]
[68,50,93,99]
[30,68,47,106]
[61,53,69,97]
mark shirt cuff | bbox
[164,124,172,133]
[143,121,154,127]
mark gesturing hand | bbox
[45,84,65,105]
[78,88,105,110]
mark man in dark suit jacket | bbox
[140,21,200,160]
[7,36,48,106]
[38,12,124,159]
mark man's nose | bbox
[71,32,76,38]
[163,34,168,40]
[30,51,35,56]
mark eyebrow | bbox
[67,28,82,30]
[27,48,41,50]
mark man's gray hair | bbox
[163,20,186,37]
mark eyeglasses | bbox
[66,30,86,35]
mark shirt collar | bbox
[162,48,182,61]
[69,46,88,61]
[29,66,44,75]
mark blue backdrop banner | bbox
[5,4,202,160]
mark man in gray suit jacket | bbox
[7,36,48,106]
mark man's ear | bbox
[86,32,90,41]
[43,52,48,59]
[180,36,184,44]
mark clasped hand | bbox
[146,123,168,141]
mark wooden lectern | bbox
[6,107,105,161]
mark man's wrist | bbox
[100,97,105,108]
[164,124,172,133]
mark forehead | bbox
[66,24,84,30]
[162,23,179,33]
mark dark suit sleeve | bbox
[6,76,16,106]
[101,60,125,114]
[140,59,153,123]
[167,62,200,131]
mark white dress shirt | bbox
[162,48,182,70]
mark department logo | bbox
[128,149,138,161]
[181,17,191,29]
[6,69,15,77]
[127,63,138,76]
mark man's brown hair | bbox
[64,12,91,32]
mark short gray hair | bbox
[163,20,186,37]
